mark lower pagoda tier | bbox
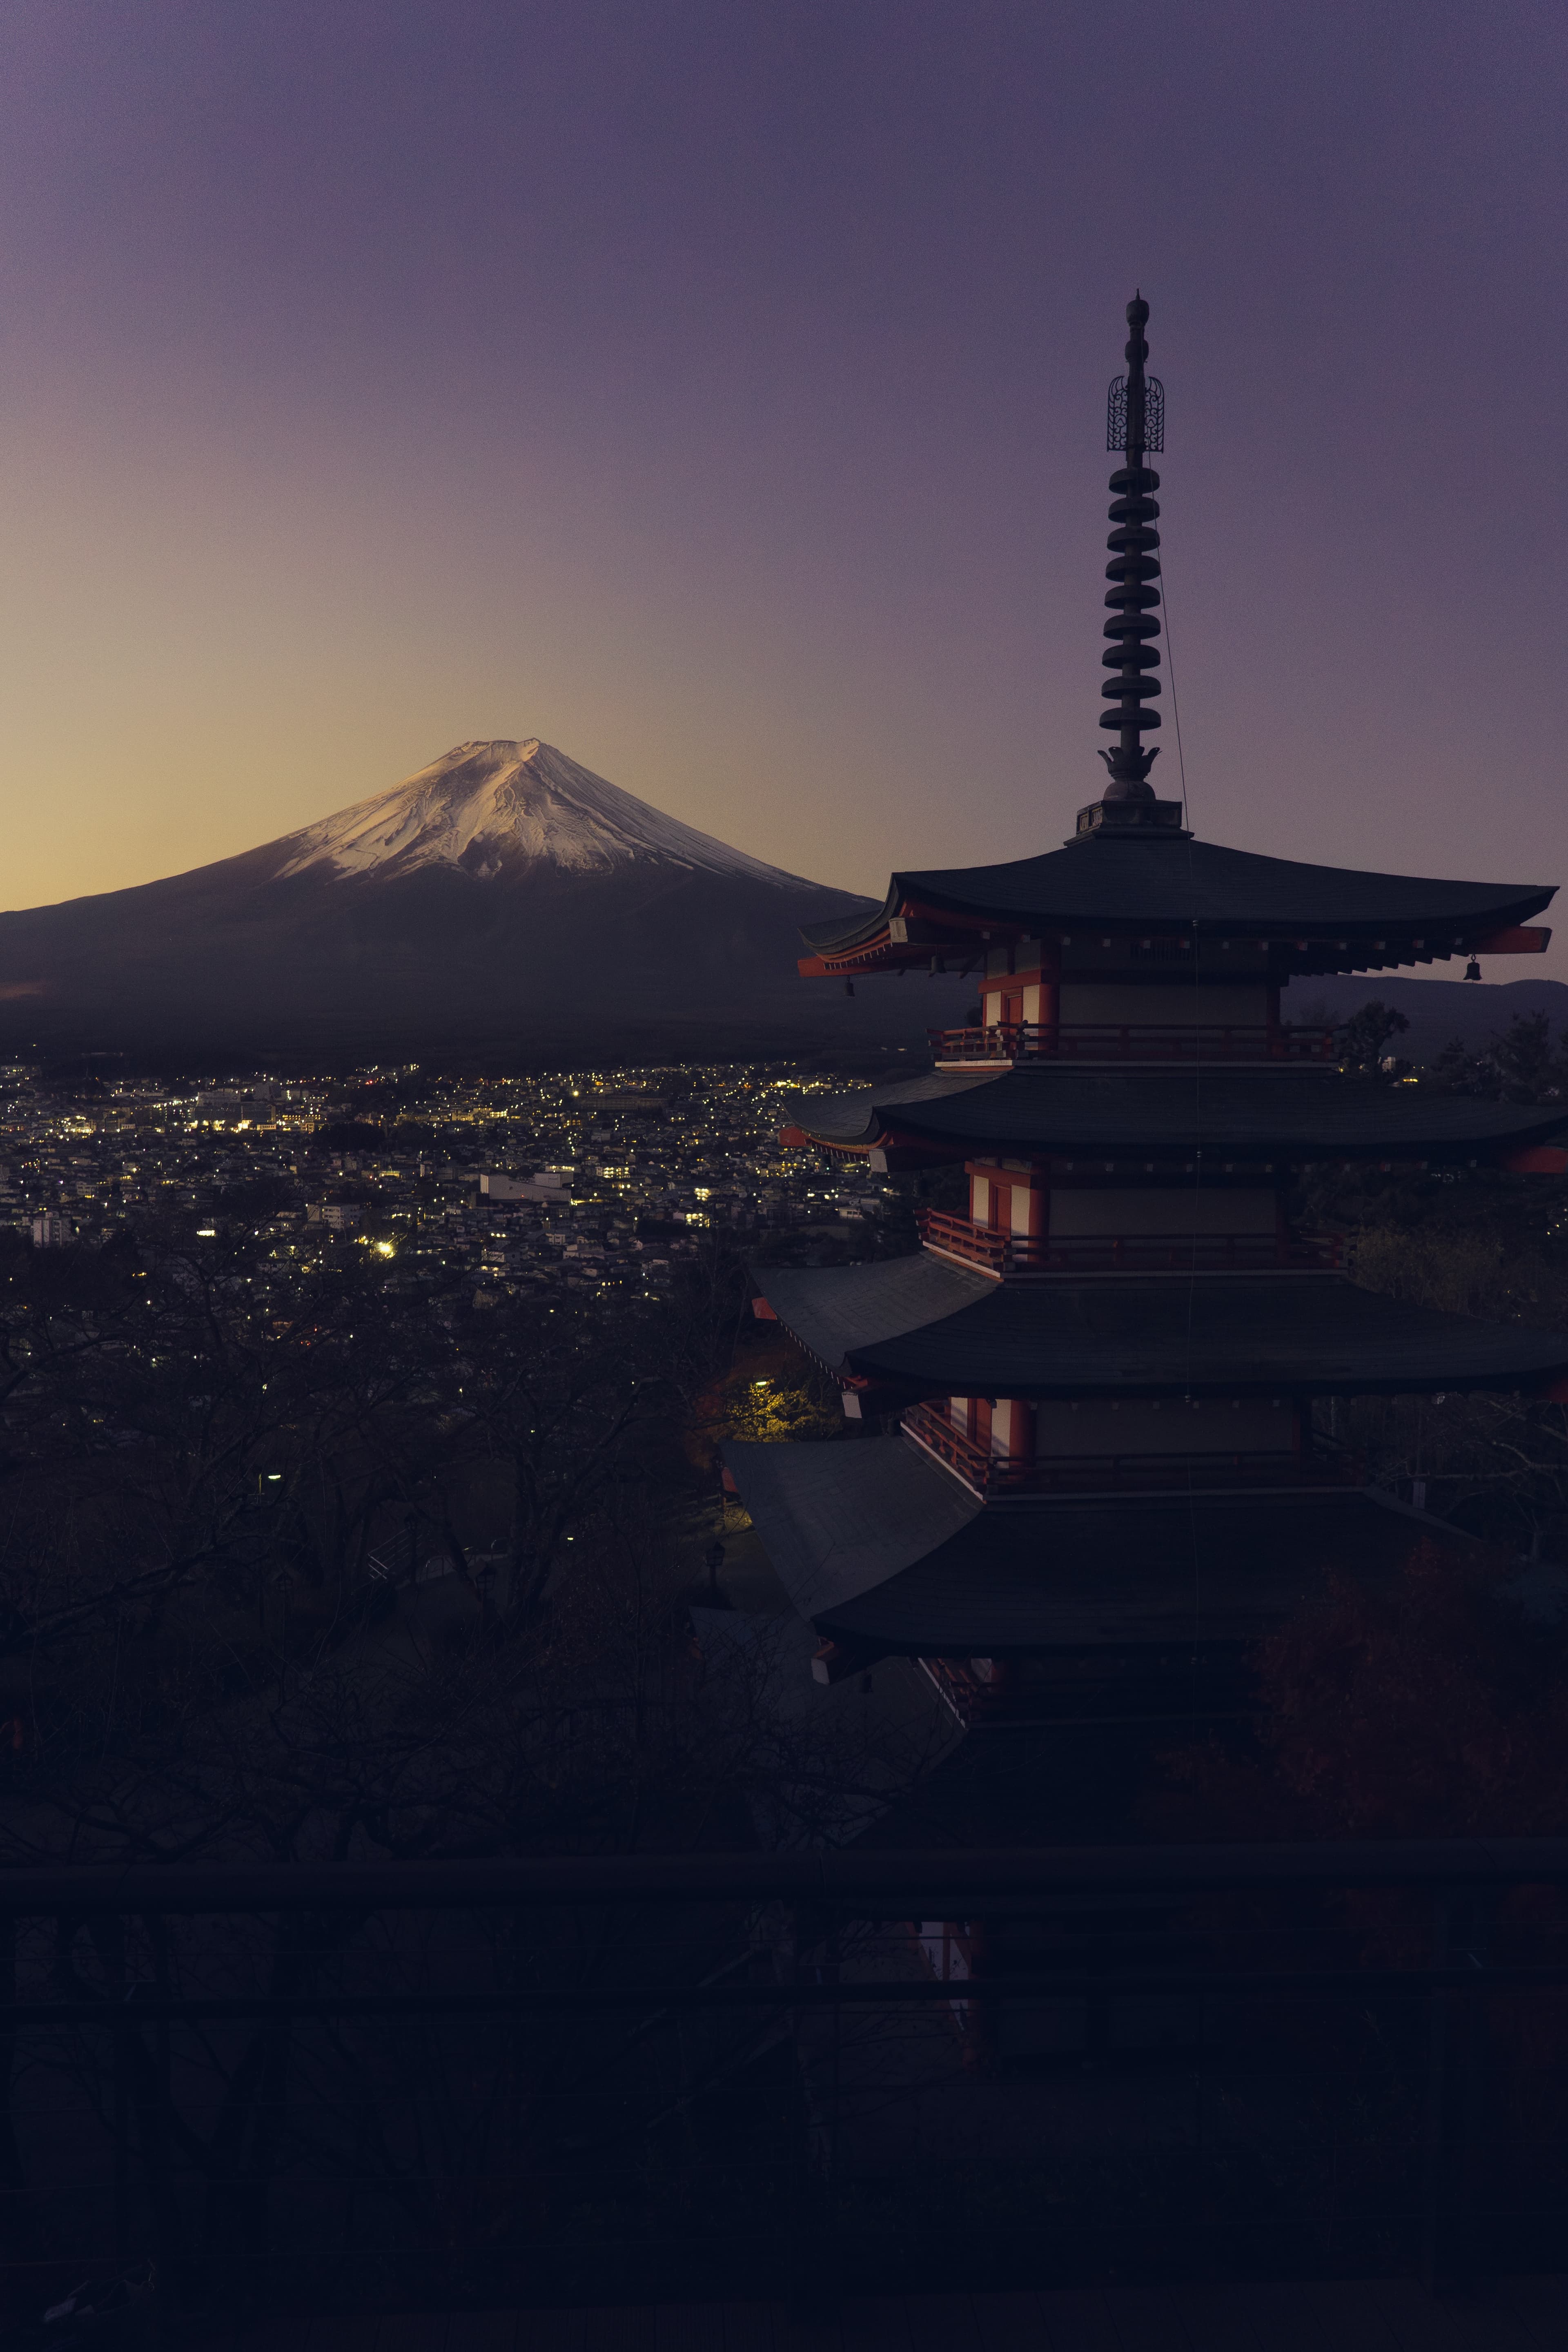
[783,1063,1568,1166]
[753,1257,1568,1401]
[721,1434,1476,1656]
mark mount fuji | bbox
[271,738,817,889]
[0,739,957,1064]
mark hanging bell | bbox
[844,979,855,998]
[1464,957,1481,983]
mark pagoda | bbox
[725,296,1568,1713]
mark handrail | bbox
[903,1401,1362,1496]
[928,1022,1336,1063]
[3,1842,1568,1910]
[919,1208,1009,1267]
[917,1209,1341,1276]
[1014,1235,1341,1272]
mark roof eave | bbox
[844,1354,1568,1402]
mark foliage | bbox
[0,1210,953,2296]
[0,1218,735,1757]
[1157,1541,1568,2194]
[0,1209,925,1891]
[1287,1006,1568,1549]
[309,1117,439,1153]
[1432,1009,1568,1104]
[684,1355,844,1470]
[1350,1224,1520,1319]
[709,1362,844,1445]
[1310,1194,1568,1549]
[1160,1540,1568,1842]
[1335,998,1410,1081]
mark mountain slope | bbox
[271,739,814,886]
[0,739,958,1062]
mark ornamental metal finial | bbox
[1098,293,1165,797]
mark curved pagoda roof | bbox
[722,1434,1474,1652]
[785,1065,1568,1163]
[801,831,1554,968]
[754,1257,1568,1400]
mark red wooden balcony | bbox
[917,1208,1342,1276]
[919,1209,1009,1269]
[927,1022,1336,1065]
[903,1400,1364,1498]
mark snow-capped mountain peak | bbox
[272,739,813,887]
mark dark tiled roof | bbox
[755,1258,1568,1395]
[723,1434,1470,1651]
[722,1434,981,1619]
[755,1254,993,1370]
[788,1069,998,1145]
[800,832,1554,954]
[789,1065,1568,1159]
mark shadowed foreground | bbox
[205,2276,1568,2350]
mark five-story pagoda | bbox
[725,296,1568,1708]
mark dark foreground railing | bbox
[2,1842,1566,2319]
[927,1022,1338,1064]
[901,1403,1365,1497]
[917,1207,1344,1277]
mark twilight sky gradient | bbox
[3,3,1566,962]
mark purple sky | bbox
[4,2,1566,971]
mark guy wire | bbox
[1162,540,1192,833]
[1164,522,1205,1726]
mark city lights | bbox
[0,1060,901,1304]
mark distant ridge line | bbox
[0,735,969,1057]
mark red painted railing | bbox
[918,1655,1000,1726]
[927,1022,1336,1064]
[903,1400,1363,1497]
[917,1209,1342,1276]
[918,1209,1009,1268]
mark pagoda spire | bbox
[1098,293,1165,798]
